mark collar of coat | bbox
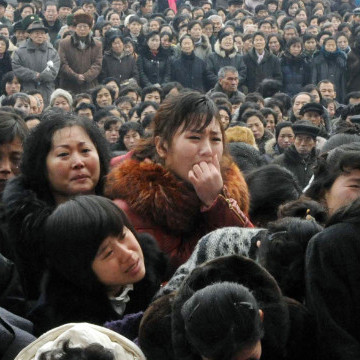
[214,40,238,58]
[105,156,249,234]
[26,39,49,51]
[248,47,271,63]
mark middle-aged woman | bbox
[91,85,115,110]
[3,114,110,301]
[105,91,253,277]
[305,143,360,360]
[136,31,171,88]
[29,195,167,336]
[11,20,60,106]
[205,30,247,89]
[0,71,22,104]
[99,30,139,85]
[267,33,284,58]
[243,31,282,94]
[170,35,211,93]
[58,12,103,94]
[0,35,12,88]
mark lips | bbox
[125,259,139,274]
[71,174,89,181]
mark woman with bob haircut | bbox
[305,144,360,359]
[3,113,110,301]
[29,195,167,336]
[105,91,252,276]
[92,85,116,110]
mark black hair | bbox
[91,86,115,109]
[257,79,282,98]
[0,110,28,144]
[261,107,278,124]
[344,91,360,105]
[257,217,323,302]
[141,86,164,102]
[272,92,292,113]
[246,164,302,227]
[0,35,9,52]
[21,113,110,204]
[0,71,22,96]
[236,102,261,121]
[180,282,263,360]
[73,93,93,107]
[136,101,159,117]
[39,340,114,360]
[75,102,96,115]
[242,109,266,126]
[302,33,317,42]
[118,121,144,150]
[103,116,124,131]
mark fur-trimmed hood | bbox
[171,255,290,360]
[195,34,211,51]
[264,137,283,158]
[105,157,249,235]
[214,40,238,59]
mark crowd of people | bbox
[0,0,360,358]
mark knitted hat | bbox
[73,11,93,27]
[299,102,324,116]
[293,120,319,139]
[225,125,257,147]
[58,0,73,8]
[275,121,293,141]
[50,88,73,107]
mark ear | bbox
[155,135,168,159]
[259,309,264,322]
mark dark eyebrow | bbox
[54,142,87,149]
[187,129,221,135]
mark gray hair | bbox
[218,66,238,79]
[50,88,73,107]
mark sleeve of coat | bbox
[272,56,283,85]
[11,50,37,82]
[311,60,318,85]
[237,56,247,86]
[305,230,360,360]
[58,40,79,80]
[83,42,103,82]
[98,55,108,83]
[136,55,151,87]
[38,47,60,83]
[205,55,218,88]
[161,58,171,84]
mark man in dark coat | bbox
[273,120,319,189]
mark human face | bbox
[109,13,121,27]
[212,18,222,33]
[284,28,297,42]
[202,3,211,12]
[15,29,27,42]
[106,81,119,99]
[0,137,22,194]
[144,91,161,104]
[21,6,33,18]
[203,24,213,38]
[0,4,5,17]
[181,37,194,54]
[126,91,138,104]
[219,71,239,93]
[29,30,47,45]
[259,22,272,35]
[234,36,243,52]
[267,36,278,53]
[303,111,322,126]
[288,3,299,16]
[58,6,72,19]
[189,23,202,40]
[289,42,302,56]
[337,35,348,51]
[45,5,58,22]
[277,126,294,149]
[149,20,160,32]
[243,38,253,52]
[295,10,307,21]
[78,108,93,120]
[28,95,39,114]
[161,35,171,49]
[147,34,160,51]
[220,34,234,51]
[0,27,9,38]
[83,2,96,14]
[265,114,276,133]
[327,102,336,118]
[124,42,135,55]
[304,38,317,52]
[319,34,329,46]
[105,122,121,143]
[128,21,141,36]
[319,82,336,100]
[75,23,91,37]
[246,116,265,139]
[96,88,112,107]
[158,118,223,183]
[140,105,156,121]
[102,24,112,36]
[14,98,30,115]
[0,40,6,54]
[111,0,124,12]
[219,109,230,129]
[324,39,336,52]
[123,129,141,150]
[299,22,307,34]
[294,134,315,155]
[53,96,71,112]
[33,93,44,112]
[293,94,311,117]
[118,101,132,115]
[253,35,265,53]
[46,126,100,204]
[325,169,360,215]
[92,227,145,296]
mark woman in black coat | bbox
[29,196,168,337]
[170,35,211,93]
[0,36,12,89]
[136,31,171,88]
[99,30,139,85]
[243,31,282,93]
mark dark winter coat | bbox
[170,51,211,92]
[311,48,347,103]
[100,50,139,85]
[58,33,103,93]
[280,52,311,96]
[243,48,282,93]
[136,46,171,87]
[346,46,360,94]
[206,41,247,88]
[42,18,62,45]
[29,233,168,337]
[207,81,246,99]
[306,201,360,360]
[273,145,317,189]
[264,137,284,162]
[0,52,12,90]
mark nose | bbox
[200,138,212,156]
[71,153,85,169]
[0,157,12,174]
[113,241,133,263]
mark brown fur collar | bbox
[105,157,249,234]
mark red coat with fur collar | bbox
[105,157,251,276]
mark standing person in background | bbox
[12,18,59,106]
[58,11,102,94]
